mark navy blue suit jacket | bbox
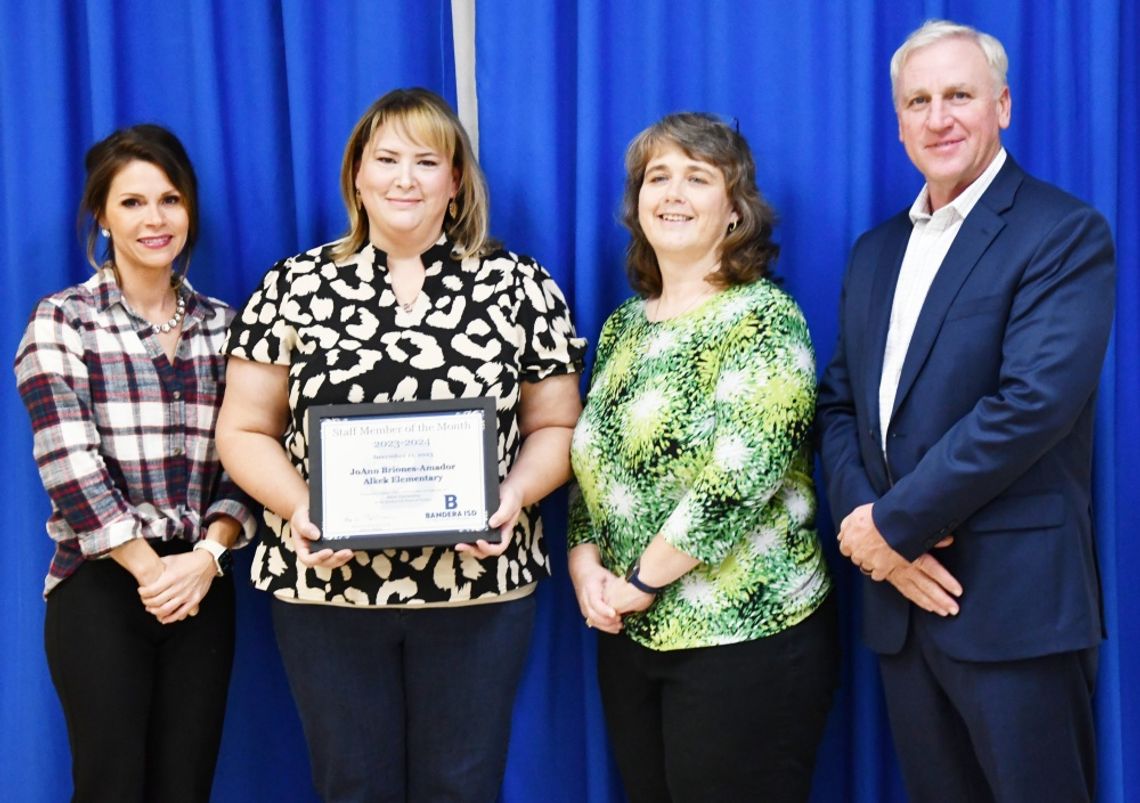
[818,156,1115,661]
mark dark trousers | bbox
[44,546,235,803]
[271,593,537,803]
[596,595,839,803]
[879,613,1098,803]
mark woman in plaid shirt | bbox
[14,125,255,803]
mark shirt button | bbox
[172,390,182,400]
[172,446,185,456]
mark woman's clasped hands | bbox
[568,544,655,634]
[137,551,214,624]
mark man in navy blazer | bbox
[818,19,1115,803]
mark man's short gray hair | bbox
[890,20,1009,107]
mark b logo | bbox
[444,495,458,510]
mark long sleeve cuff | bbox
[78,513,142,558]
[205,499,258,548]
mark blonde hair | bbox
[331,88,496,262]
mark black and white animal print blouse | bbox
[224,235,586,606]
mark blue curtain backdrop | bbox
[1,2,1135,801]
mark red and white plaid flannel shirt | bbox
[14,269,255,595]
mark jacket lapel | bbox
[889,158,1023,421]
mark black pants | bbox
[597,595,839,803]
[44,544,235,803]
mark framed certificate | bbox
[308,398,500,550]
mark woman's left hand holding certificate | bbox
[455,483,523,559]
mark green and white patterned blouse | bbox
[568,279,831,651]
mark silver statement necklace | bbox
[155,291,187,333]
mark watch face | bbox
[624,559,663,595]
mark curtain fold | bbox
[1,2,1135,801]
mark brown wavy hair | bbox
[331,88,497,262]
[621,112,779,297]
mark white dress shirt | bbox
[878,149,1007,450]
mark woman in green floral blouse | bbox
[568,113,838,802]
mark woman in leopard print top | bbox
[218,88,584,802]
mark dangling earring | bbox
[727,219,738,234]
[448,199,458,219]
[101,227,110,238]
